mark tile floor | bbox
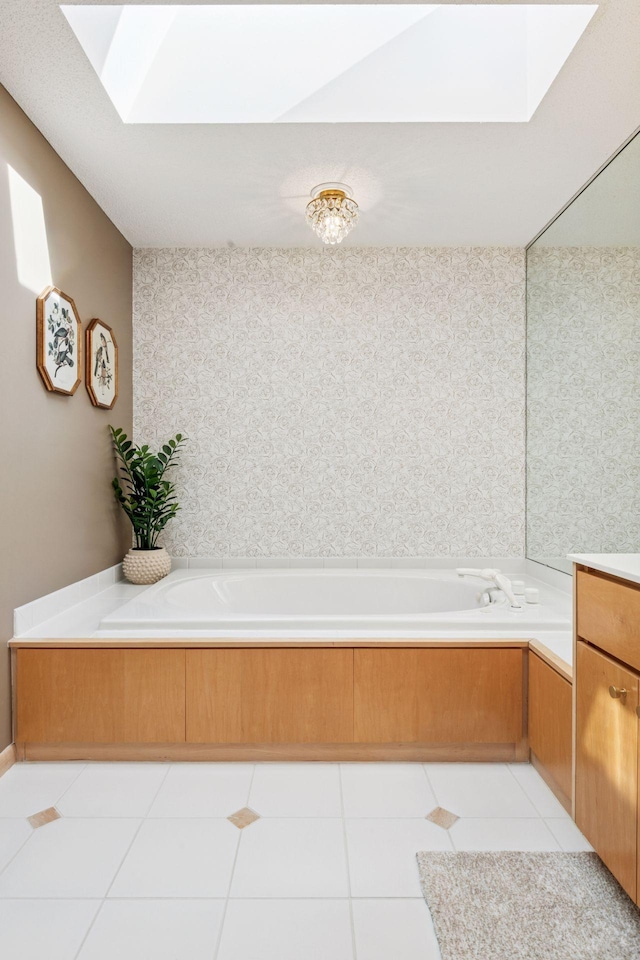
[0,760,592,959]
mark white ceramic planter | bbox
[122,547,172,585]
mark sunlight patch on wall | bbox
[7,165,52,294]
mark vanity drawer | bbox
[577,570,640,672]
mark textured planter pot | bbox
[122,547,172,585]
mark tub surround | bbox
[10,561,572,772]
[11,562,572,659]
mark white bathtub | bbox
[98,568,568,633]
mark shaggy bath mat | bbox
[416,851,640,960]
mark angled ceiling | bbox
[0,0,639,247]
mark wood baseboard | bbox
[530,749,572,813]
[21,741,524,762]
[0,743,17,778]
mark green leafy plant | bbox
[109,426,187,549]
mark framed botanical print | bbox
[85,318,118,409]
[36,286,82,395]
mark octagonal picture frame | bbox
[85,317,118,409]
[36,285,82,395]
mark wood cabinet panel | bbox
[16,649,186,744]
[353,647,524,744]
[17,649,124,743]
[186,648,354,743]
[123,650,186,743]
[577,570,640,672]
[529,653,572,804]
[575,641,638,901]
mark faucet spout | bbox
[456,567,522,610]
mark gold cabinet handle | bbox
[609,685,627,701]
[637,706,640,719]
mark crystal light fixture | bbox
[306,182,359,245]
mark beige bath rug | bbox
[416,851,640,960]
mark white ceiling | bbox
[0,0,639,247]
[534,131,640,246]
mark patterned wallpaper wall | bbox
[133,247,526,558]
[527,246,640,566]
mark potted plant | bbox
[110,426,187,584]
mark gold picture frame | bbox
[36,285,82,395]
[85,317,118,409]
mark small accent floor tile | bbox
[228,806,260,829]
[27,806,60,829]
[426,806,459,830]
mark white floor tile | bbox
[0,818,33,871]
[450,818,561,851]
[0,900,100,960]
[57,764,169,818]
[218,899,353,960]
[341,763,436,818]
[109,818,238,898]
[0,762,85,817]
[147,763,254,817]
[545,817,594,852]
[346,819,452,897]
[0,818,140,898]
[508,764,570,818]
[249,763,342,817]
[230,818,349,898]
[425,763,538,818]
[352,899,441,960]
[77,900,225,960]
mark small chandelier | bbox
[306,182,359,245]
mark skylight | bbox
[61,4,597,123]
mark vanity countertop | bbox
[569,553,640,587]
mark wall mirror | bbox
[526,130,640,574]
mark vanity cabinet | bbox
[575,567,640,904]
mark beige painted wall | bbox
[0,85,133,750]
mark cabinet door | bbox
[186,649,354,743]
[16,649,186,744]
[575,641,638,901]
[353,647,524,745]
[529,653,572,803]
